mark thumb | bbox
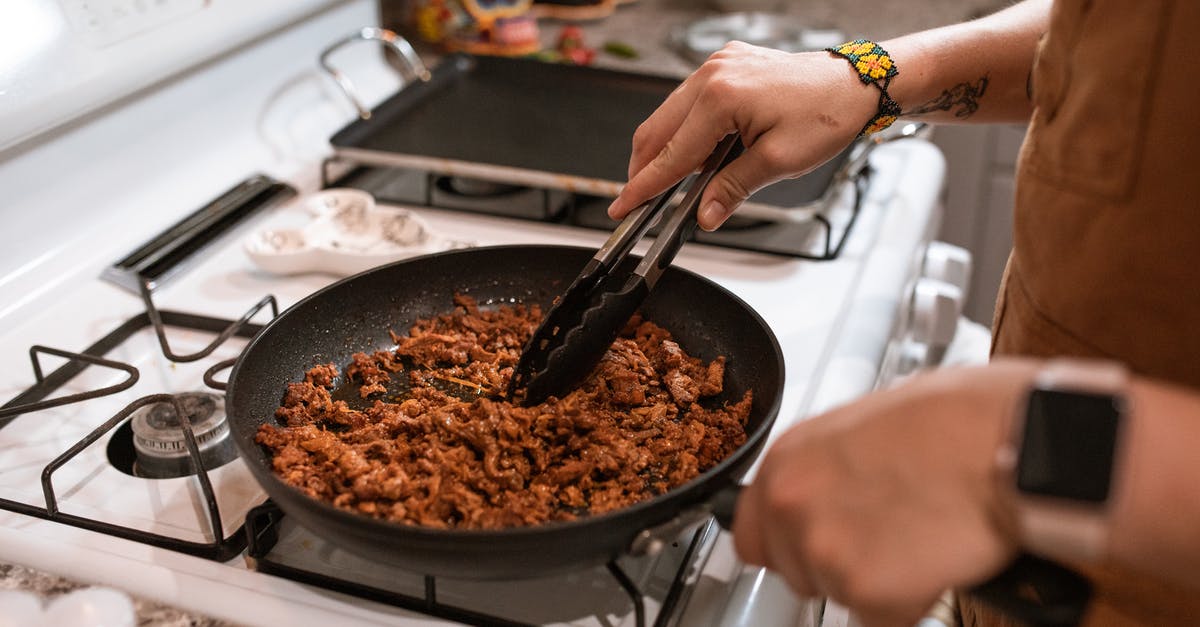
[696,149,777,231]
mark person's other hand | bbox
[733,361,1038,627]
[607,41,876,231]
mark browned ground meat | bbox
[256,295,752,529]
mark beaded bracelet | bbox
[826,39,902,137]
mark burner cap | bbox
[130,392,237,479]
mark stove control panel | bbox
[922,240,973,295]
[876,241,972,382]
[59,0,208,48]
[906,276,965,366]
[0,0,343,152]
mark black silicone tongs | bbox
[508,133,744,405]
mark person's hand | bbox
[733,361,1039,627]
[607,41,877,231]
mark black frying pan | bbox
[226,244,785,579]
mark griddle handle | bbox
[635,134,744,289]
[319,27,430,119]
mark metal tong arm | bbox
[505,181,679,397]
[633,134,743,289]
[531,132,742,330]
[575,178,684,293]
[591,132,744,282]
[508,134,745,403]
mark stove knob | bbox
[922,241,972,294]
[43,587,135,627]
[0,590,42,627]
[907,277,964,367]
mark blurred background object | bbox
[708,0,787,13]
[671,12,844,65]
[386,0,541,55]
[532,0,621,21]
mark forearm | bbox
[1102,376,1200,588]
[880,0,1051,124]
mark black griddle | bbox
[327,54,867,259]
[330,53,850,207]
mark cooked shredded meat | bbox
[256,294,752,529]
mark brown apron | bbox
[962,0,1200,624]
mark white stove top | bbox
[0,2,946,625]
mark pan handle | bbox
[703,484,1092,626]
[627,483,742,556]
[709,482,740,530]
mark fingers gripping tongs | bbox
[508,134,744,405]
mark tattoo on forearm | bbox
[906,75,990,119]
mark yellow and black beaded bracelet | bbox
[826,39,901,137]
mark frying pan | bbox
[226,244,785,579]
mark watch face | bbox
[1016,388,1122,503]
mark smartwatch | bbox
[997,359,1129,562]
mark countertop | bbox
[0,0,1008,623]
[0,563,234,626]
[538,0,1012,78]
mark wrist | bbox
[874,35,931,114]
[814,53,887,137]
[824,39,902,136]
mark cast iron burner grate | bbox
[321,162,872,261]
[0,279,275,561]
[243,500,710,627]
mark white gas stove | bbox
[0,2,950,625]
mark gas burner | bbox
[1,308,265,561]
[128,392,237,479]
